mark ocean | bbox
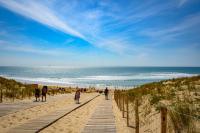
[0,66,200,89]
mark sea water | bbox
[0,66,200,89]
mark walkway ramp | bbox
[82,98,116,133]
[8,94,99,133]
[0,94,73,117]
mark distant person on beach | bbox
[74,89,81,104]
[104,87,109,100]
[42,86,48,102]
[35,87,40,102]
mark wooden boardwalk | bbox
[0,101,41,117]
[82,98,116,133]
[0,94,73,117]
[8,94,99,133]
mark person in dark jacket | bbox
[42,86,48,102]
[35,87,40,102]
[104,87,109,100]
[74,89,81,104]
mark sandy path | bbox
[41,95,103,133]
[0,93,97,132]
[0,94,73,117]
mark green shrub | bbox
[150,94,165,105]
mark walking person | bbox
[35,87,40,102]
[42,86,48,102]
[74,89,81,104]
[104,87,109,100]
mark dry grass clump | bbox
[0,76,98,102]
[0,77,35,102]
[115,75,200,132]
[169,101,198,133]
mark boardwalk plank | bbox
[0,94,74,117]
[82,98,116,133]
[8,94,99,133]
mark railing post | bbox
[21,87,23,100]
[126,94,129,126]
[122,93,125,118]
[119,92,122,111]
[135,99,139,133]
[116,92,118,107]
[12,88,15,102]
[161,107,167,133]
[118,92,121,111]
[28,87,31,99]
[0,84,2,103]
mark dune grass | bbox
[115,75,200,132]
[0,77,35,102]
[0,76,96,102]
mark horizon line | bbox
[0,65,200,68]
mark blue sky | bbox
[0,0,200,67]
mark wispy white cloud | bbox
[56,1,175,54]
[94,38,130,54]
[141,13,200,40]
[178,0,188,7]
[0,0,199,57]
[0,0,85,39]
[0,40,68,56]
[101,1,175,32]
[0,0,178,54]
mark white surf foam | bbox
[0,72,197,87]
[0,75,74,85]
[76,72,197,81]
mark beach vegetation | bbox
[114,75,200,132]
[0,76,95,102]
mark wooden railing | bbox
[114,90,200,133]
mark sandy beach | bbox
[0,92,98,133]
[0,91,126,133]
[41,94,103,133]
[0,76,199,133]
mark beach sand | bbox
[41,94,103,133]
[0,93,97,132]
[41,92,133,133]
[0,92,170,133]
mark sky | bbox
[0,0,200,67]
